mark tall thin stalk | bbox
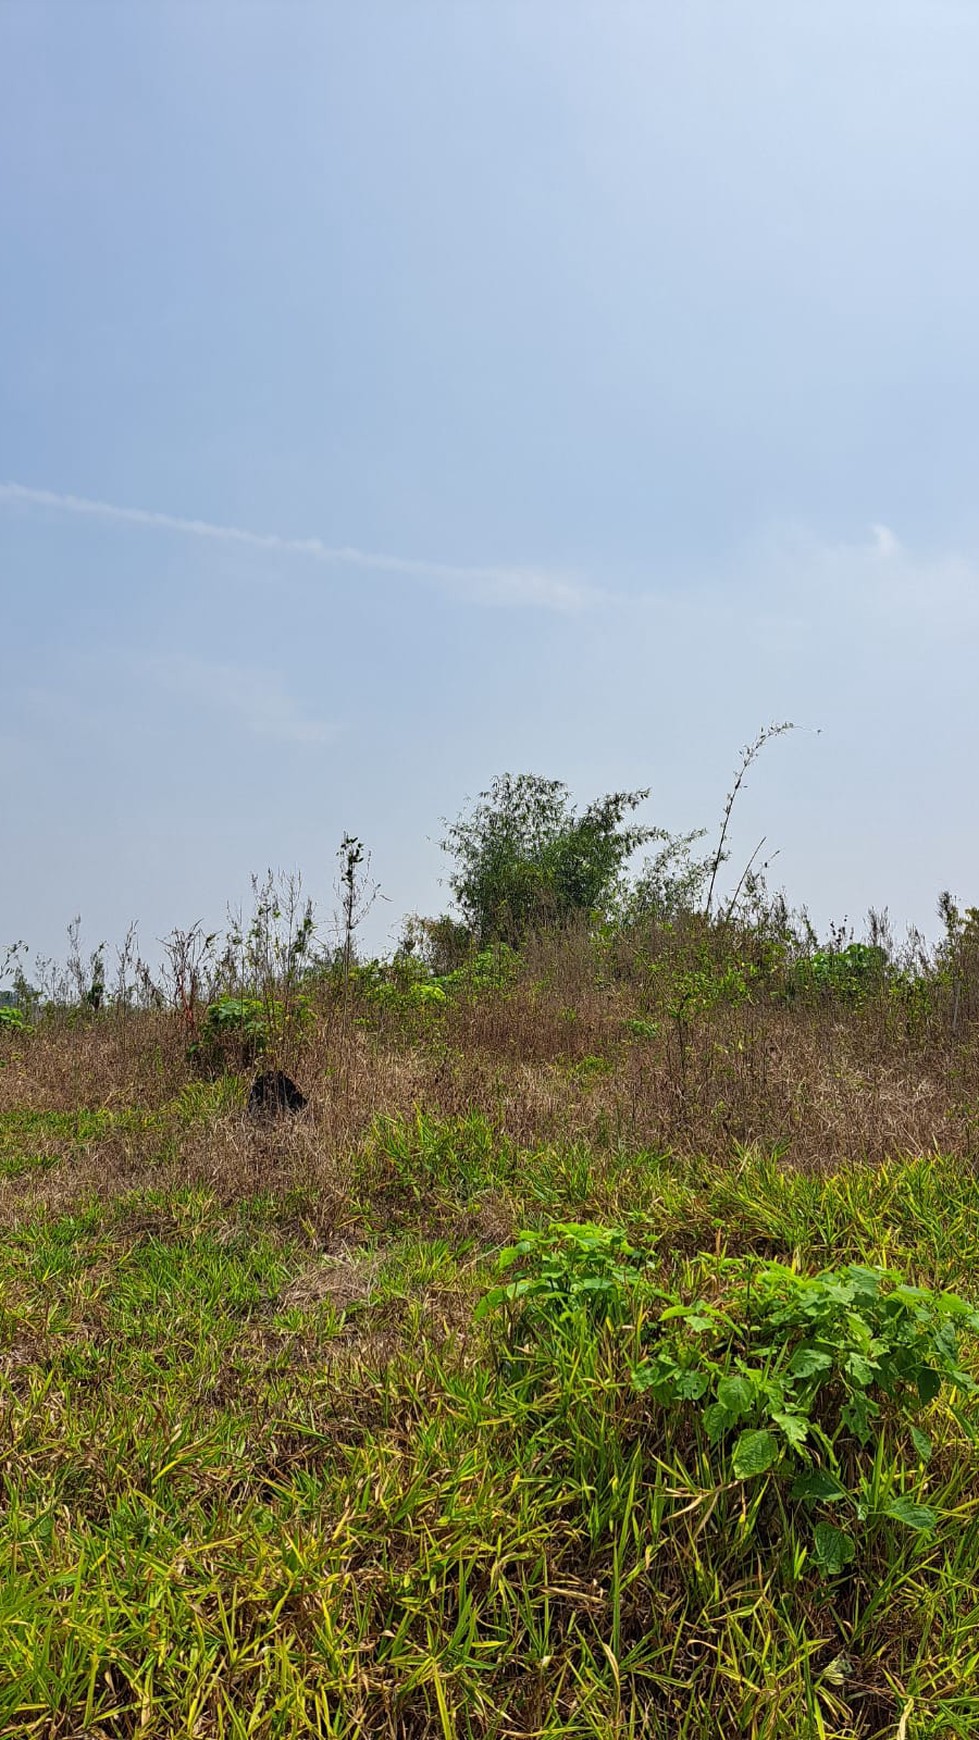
[704,722,795,920]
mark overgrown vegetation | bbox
[442,772,656,943]
[480,1224,979,1574]
[3,757,979,1736]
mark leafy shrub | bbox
[435,943,521,996]
[200,996,271,1058]
[476,1222,650,1329]
[0,1006,29,1033]
[443,773,654,944]
[791,942,888,1003]
[353,942,519,1024]
[669,962,756,1019]
[566,1053,613,1083]
[358,969,447,1019]
[189,994,311,1070]
[478,1224,979,1574]
[633,1255,975,1449]
[621,827,715,923]
[406,982,447,1009]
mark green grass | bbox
[1,1116,979,1735]
[0,1105,170,1186]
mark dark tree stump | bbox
[247,1070,308,1117]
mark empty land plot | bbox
[1,970,979,1738]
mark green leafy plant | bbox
[792,941,888,1003]
[636,1256,976,1450]
[479,1228,979,1574]
[443,773,655,944]
[202,995,272,1044]
[475,1221,658,1328]
[435,942,522,996]
[357,966,448,1021]
[190,995,277,1069]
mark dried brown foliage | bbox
[3,922,979,1241]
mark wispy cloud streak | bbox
[0,481,595,611]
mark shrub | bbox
[188,994,311,1071]
[476,1221,651,1329]
[791,942,888,1003]
[443,773,655,944]
[435,942,521,996]
[478,1224,979,1575]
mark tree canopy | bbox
[442,773,654,943]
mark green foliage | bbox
[435,942,521,995]
[352,942,520,1026]
[443,772,654,943]
[669,960,756,1020]
[623,827,715,922]
[635,1257,978,1454]
[405,981,447,1009]
[189,992,313,1070]
[792,941,888,1003]
[476,1222,653,1327]
[0,1006,29,1033]
[396,911,474,975]
[566,1052,613,1083]
[479,1226,979,1576]
[197,994,272,1061]
[351,959,447,1022]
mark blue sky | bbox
[3,1,979,967]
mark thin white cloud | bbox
[0,480,596,612]
[869,522,900,559]
[149,655,338,746]
[753,520,979,636]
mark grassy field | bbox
[2,935,979,1738]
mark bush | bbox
[188,994,311,1071]
[790,942,888,1003]
[478,1224,979,1575]
[435,943,521,996]
[443,773,654,944]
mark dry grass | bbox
[3,950,978,1204]
[3,940,979,1736]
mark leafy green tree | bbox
[442,773,654,943]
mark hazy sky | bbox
[3,2,979,969]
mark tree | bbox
[442,773,654,944]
